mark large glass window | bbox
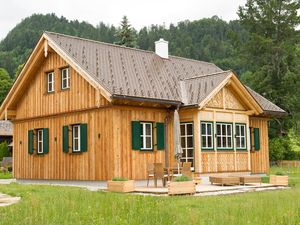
[180,123,194,167]
[72,125,80,152]
[140,122,153,150]
[216,123,233,149]
[61,68,70,89]
[236,124,246,149]
[201,122,213,149]
[37,129,43,154]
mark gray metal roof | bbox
[45,32,285,115]
[0,120,13,136]
[246,87,286,115]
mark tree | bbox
[115,16,137,48]
[0,68,13,104]
[238,0,300,137]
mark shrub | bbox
[174,175,192,182]
[275,171,287,176]
[269,137,289,161]
[0,142,10,161]
[112,177,128,181]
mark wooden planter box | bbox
[168,181,196,195]
[107,180,135,193]
[269,175,288,186]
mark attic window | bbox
[61,67,70,89]
[47,72,54,93]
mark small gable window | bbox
[216,123,233,149]
[201,122,213,150]
[61,67,70,89]
[140,122,153,150]
[47,72,54,93]
[236,124,246,150]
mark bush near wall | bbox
[0,142,10,161]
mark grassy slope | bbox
[0,167,299,225]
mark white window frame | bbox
[140,122,153,150]
[201,121,214,150]
[47,72,54,93]
[61,68,70,89]
[236,124,247,150]
[72,125,81,152]
[216,123,233,149]
[37,129,44,154]
[180,122,194,168]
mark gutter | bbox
[112,94,182,107]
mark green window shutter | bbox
[156,122,165,150]
[62,126,69,153]
[43,128,49,154]
[254,128,260,151]
[132,121,141,150]
[80,123,88,152]
[28,130,34,154]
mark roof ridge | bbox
[44,31,220,67]
[182,70,231,81]
[45,31,157,55]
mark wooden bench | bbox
[209,176,240,186]
[238,176,262,185]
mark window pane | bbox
[187,149,193,157]
[241,126,245,136]
[222,137,226,147]
[236,126,240,136]
[201,124,206,135]
[227,137,232,148]
[145,124,151,135]
[187,137,193,148]
[227,125,231,135]
[217,137,221,147]
[241,137,245,148]
[74,126,78,137]
[182,150,186,157]
[181,137,186,148]
[207,124,212,135]
[207,136,212,148]
[180,125,185,135]
[202,136,207,147]
[146,137,152,148]
[187,124,193,135]
[236,138,240,148]
[217,125,221,135]
[74,139,79,150]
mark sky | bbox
[0,0,247,40]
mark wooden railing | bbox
[278,160,300,167]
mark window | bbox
[236,124,246,150]
[140,122,153,150]
[201,122,213,149]
[47,72,54,93]
[37,129,43,154]
[216,123,233,149]
[61,68,70,89]
[180,123,194,167]
[72,125,80,152]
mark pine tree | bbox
[115,16,137,48]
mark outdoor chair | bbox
[182,162,192,178]
[146,163,154,187]
[153,163,168,187]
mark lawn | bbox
[0,167,299,225]
[0,171,12,179]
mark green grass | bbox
[0,171,12,179]
[0,167,299,225]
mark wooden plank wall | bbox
[13,106,171,180]
[14,51,108,120]
[250,117,270,173]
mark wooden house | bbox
[0,32,285,180]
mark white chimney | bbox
[155,38,169,59]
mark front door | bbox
[180,122,194,169]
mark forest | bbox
[0,0,299,160]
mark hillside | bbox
[0,13,245,78]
